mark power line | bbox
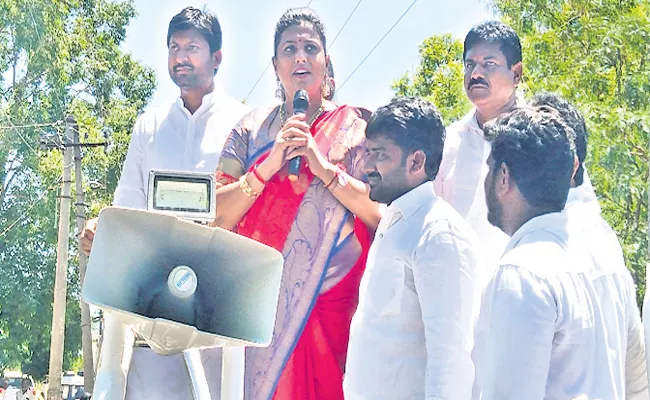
[242,0,316,103]
[243,62,273,104]
[0,176,63,238]
[329,0,364,50]
[0,121,63,130]
[337,0,419,92]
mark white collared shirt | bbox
[473,210,647,399]
[103,89,249,400]
[113,89,250,208]
[566,184,649,399]
[434,110,601,306]
[434,111,510,273]
[344,181,479,400]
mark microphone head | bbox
[292,89,309,115]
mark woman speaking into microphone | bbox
[212,7,380,400]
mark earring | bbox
[275,80,286,102]
[321,72,333,100]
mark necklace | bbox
[280,103,325,127]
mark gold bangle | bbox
[239,173,261,199]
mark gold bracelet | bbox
[239,173,261,199]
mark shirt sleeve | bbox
[433,130,458,203]
[625,274,649,399]
[432,166,447,201]
[112,116,147,209]
[412,223,476,400]
[474,264,556,400]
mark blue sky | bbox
[122,0,494,111]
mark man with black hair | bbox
[473,106,646,399]
[531,92,649,398]
[81,7,249,400]
[434,20,525,296]
[344,97,479,400]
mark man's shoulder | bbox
[132,102,177,134]
[420,197,480,244]
[446,110,477,137]
[438,110,477,168]
[501,228,575,279]
[216,95,251,116]
[141,101,177,119]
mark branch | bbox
[599,191,629,213]
[1,165,23,207]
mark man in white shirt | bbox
[531,92,649,398]
[473,106,643,399]
[344,97,479,400]
[434,21,524,271]
[80,7,249,399]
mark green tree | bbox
[393,1,650,302]
[490,0,650,302]
[392,34,472,124]
[0,0,155,379]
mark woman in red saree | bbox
[213,7,381,400]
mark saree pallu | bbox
[216,105,371,400]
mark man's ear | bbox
[496,162,514,197]
[511,62,522,85]
[213,50,223,71]
[408,150,427,176]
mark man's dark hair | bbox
[530,92,587,186]
[274,7,327,57]
[485,106,576,211]
[463,20,522,67]
[167,7,222,53]
[365,97,446,180]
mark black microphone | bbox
[288,89,309,181]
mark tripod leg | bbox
[220,347,245,400]
[184,349,213,400]
[92,314,134,400]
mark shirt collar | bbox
[505,211,569,252]
[465,95,527,136]
[565,186,602,217]
[388,181,436,222]
[174,86,223,117]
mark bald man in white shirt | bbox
[473,106,645,399]
[79,7,249,400]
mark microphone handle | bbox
[288,156,301,181]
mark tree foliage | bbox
[493,0,650,302]
[0,0,155,379]
[393,0,650,302]
[392,34,472,124]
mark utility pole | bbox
[45,116,107,399]
[72,120,96,392]
[47,116,74,400]
[644,115,650,384]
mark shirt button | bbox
[378,233,383,238]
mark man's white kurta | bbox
[473,206,648,399]
[95,88,249,400]
[344,182,479,400]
